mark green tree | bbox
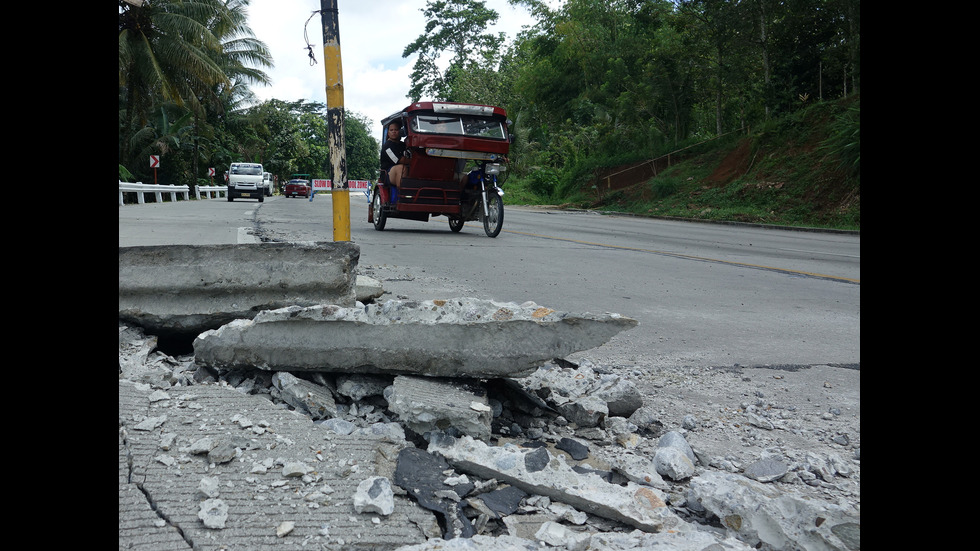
[341,112,380,181]
[402,0,506,101]
[119,0,273,185]
[119,0,230,169]
[193,0,273,182]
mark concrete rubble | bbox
[118,244,858,550]
[120,319,860,550]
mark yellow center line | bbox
[502,228,860,284]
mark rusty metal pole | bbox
[320,0,349,241]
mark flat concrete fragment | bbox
[388,376,492,439]
[119,242,359,336]
[427,434,672,533]
[192,298,638,378]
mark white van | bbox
[262,172,273,196]
[227,162,265,202]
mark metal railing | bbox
[119,181,227,205]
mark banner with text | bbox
[315,180,371,191]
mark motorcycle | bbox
[369,101,512,238]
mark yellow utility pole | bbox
[320,0,350,241]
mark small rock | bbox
[276,520,295,537]
[743,458,788,482]
[353,476,395,516]
[283,462,312,477]
[556,437,589,461]
[198,498,228,529]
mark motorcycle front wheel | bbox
[482,192,504,238]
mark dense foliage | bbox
[118,0,377,187]
[119,0,859,209]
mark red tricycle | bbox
[369,101,512,237]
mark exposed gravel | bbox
[362,263,860,514]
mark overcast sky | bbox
[245,1,560,138]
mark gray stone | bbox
[192,298,637,378]
[536,521,591,551]
[207,440,238,464]
[356,274,384,302]
[598,451,668,490]
[336,373,391,401]
[656,431,696,464]
[743,458,788,483]
[198,498,228,529]
[353,476,395,516]
[523,446,551,472]
[557,394,608,428]
[653,446,696,481]
[593,375,644,417]
[271,372,338,420]
[556,437,589,461]
[352,422,407,443]
[387,376,493,440]
[316,417,356,435]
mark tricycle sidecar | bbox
[369,101,512,237]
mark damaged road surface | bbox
[119,243,859,550]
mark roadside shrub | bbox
[526,167,560,199]
[649,177,680,199]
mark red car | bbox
[284,179,311,198]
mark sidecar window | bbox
[411,114,507,140]
[462,117,506,139]
[412,115,463,135]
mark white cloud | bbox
[245,0,553,134]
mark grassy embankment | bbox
[504,95,860,232]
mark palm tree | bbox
[119,0,232,170]
[195,0,274,183]
[119,0,273,182]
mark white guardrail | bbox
[119,181,227,205]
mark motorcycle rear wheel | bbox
[372,190,387,231]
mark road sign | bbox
[150,155,160,168]
[208,168,215,177]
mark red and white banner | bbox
[314,180,371,190]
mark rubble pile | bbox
[119,295,860,551]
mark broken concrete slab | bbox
[119,242,359,337]
[387,376,493,440]
[356,274,384,302]
[688,470,860,551]
[270,371,338,420]
[426,433,674,533]
[193,298,638,378]
[517,359,643,426]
